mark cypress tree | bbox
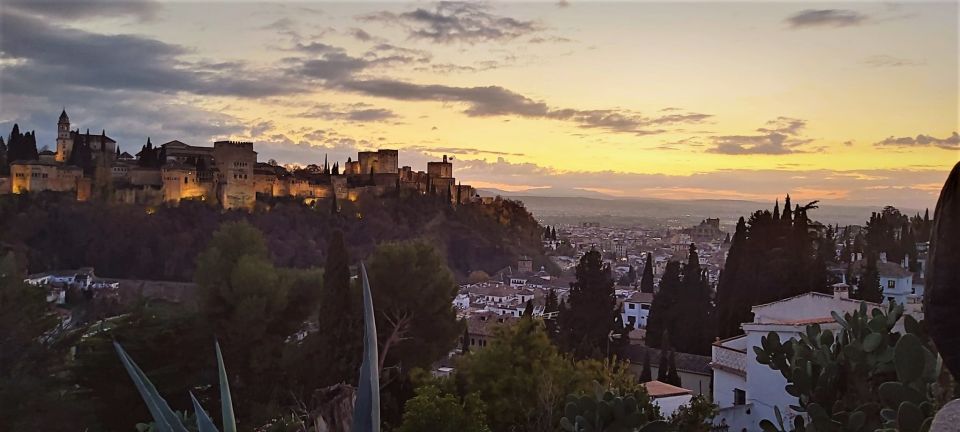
[544,288,559,343]
[306,230,362,387]
[783,194,793,225]
[645,261,681,348]
[0,136,7,175]
[856,252,883,303]
[559,249,625,358]
[462,320,470,354]
[522,299,534,318]
[666,349,682,387]
[717,218,749,339]
[640,252,654,293]
[773,199,780,221]
[639,351,652,382]
[656,331,670,381]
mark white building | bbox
[619,290,653,328]
[643,380,694,417]
[850,253,918,305]
[711,288,883,432]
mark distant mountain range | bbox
[476,189,923,228]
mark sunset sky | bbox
[1,1,957,208]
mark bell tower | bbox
[56,109,71,162]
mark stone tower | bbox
[55,109,71,162]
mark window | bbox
[641,304,650,310]
[184,177,188,184]
[888,297,895,303]
[733,389,746,405]
[628,316,636,325]
[628,303,636,309]
[887,280,896,289]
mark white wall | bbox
[654,394,693,418]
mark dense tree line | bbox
[715,196,833,340]
[0,190,551,281]
[646,244,715,355]
[2,124,40,175]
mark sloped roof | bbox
[621,343,712,375]
[643,380,693,398]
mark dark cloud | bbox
[0,10,302,98]
[757,117,806,135]
[298,52,370,81]
[294,41,345,55]
[861,55,925,68]
[364,44,432,66]
[360,2,542,44]
[298,103,398,122]
[786,9,869,28]
[348,28,375,42]
[249,120,276,137]
[3,0,159,21]
[708,118,811,155]
[336,79,709,135]
[875,132,959,150]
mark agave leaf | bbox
[215,341,237,432]
[190,392,219,432]
[113,341,190,432]
[351,262,380,432]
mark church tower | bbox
[55,109,71,162]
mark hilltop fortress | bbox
[2,110,476,209]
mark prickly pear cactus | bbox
[559,382,668,432]
[755,302,941,432]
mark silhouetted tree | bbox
[559,249,628,359]
[640,252,654,293]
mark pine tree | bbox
[551,227,557,240]
[640,252,654,293]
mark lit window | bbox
[887,280,896,289]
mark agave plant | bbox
[114,340,236,432]
[117,262,382,432]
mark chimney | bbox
[857,252,863,262]
[850,253,856,263]
[880,252,887,263]
[903,255,909,269]
[833,283,850,300]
